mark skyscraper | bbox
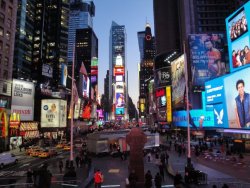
[109,21,127,120]
[68,0,95,63]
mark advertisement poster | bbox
[166,86,172,122]
[61,64,67,87]
[41,99,66,128]
[116,107,124,115]
[82,75,90,98]
[115,55,123,66]
[148,80,156,114]
[154,67,171,88]
[116,82,124,93]
[116,93,125,108]
[226,2,250,72]
[171,55,185,108]
[189,34,226,87]
[224,67,250,128]
[11,79,35,121]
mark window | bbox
[6,19,11,28]
[6,31,10,40]
[1,1,6,10]
[5,44,9,54]
[0,13,4,24]
[4,57,8,67]
[0,27,3,36]
[0,40,2,50]
[7,6,12,17]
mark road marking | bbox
[108,169,120,173]
[19,163,30,168]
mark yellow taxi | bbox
[38,149,57,158]
[26,146,40,155]
[63,144,70,151]
[56,143,65,149]
[30,149,42,157]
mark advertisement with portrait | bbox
[116,93,125,108]
[11,79,35,121]
[154,67,171,88]
[224,67,250,129]
[61,64,68,87]
[157,107,166,122]
[171,55,185,108]
[148,80,156,114]
[41,99,67,128]
[172,110,214,128]
[82,75,90,98]
[9,136,22,150]
[225,2,250,72]
[116,82,124,93]
[189,34,226,88]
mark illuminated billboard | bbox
[116,107,124,115]
[114,67,124,75]
[189,34,226,88]
[41,99,67,128]
[148,80,156,114]
[91,57,98,68]
[116,75,123,82]
[154,67,171,88]
[61,64,67,87]
[115,55,123,66]
[82,75,90,98]
[225,1,250,72]
[116,82,124,93]
[91,68,98,75]
[171,54,185,108]
[116,93,125,108]
[166,86,172,122]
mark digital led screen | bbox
[171,54,185,108]
[225,1,250,72]
[116,75,123,82]
[116,82,124,93]
[91,76,97,83]
[116,93,125,108]
[114,67,124,75]
[157,96,166,107]
[224,67,250,128]
[116,107,124,115]
[154,67,171,88]
[189,34,226,88]
[115,55,123,66]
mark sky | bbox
[92,0,154,106]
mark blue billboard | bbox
[205,76,225,104]
[173,110,214,128]
[225,1,250,72]
[189,34,226,89]
[116,107,124,115]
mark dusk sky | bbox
[93,0,154,106]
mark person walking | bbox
[94,169,103,188]
[128,170,138,188]
[154,172,162,188]
[59,160,63,173]
[75,155,80,168]
[145,170,153,188]
[174,171,182,188]
[159,163,165,181]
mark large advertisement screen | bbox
[41,99,67,128]
[148,80,156,114]
[11,79,35,121]
[224,67,250,128]
[225,2,250,72]
[116,93,125,108]
[116,82,124,93]
[82,75,90,98]
[61,64,67,87]
[171,55,185,108]
[189,34,226,88]
[154,67,171,88]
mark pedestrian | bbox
[59,160,63,173]
[154,172,162,188]
[128,170,138,188]
[26,168,33,187]
[165,152,169,165]
[222,184,229,188]
[159,163,165,181]
[145,170,153,188]
[75,155,80,168]
[147,152,152,162]
[19,144,22,152]
[174,171,182,188]
[94,169,103,188]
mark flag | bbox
[189,112,197,130]
[72,81,79,104]
[80,62,88,76]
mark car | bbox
[30,149,42,157]
[63,144,70,151]
[38,149,57,158]
[0,152,18,169]
[25,146,40,155]
[56,143,65,149]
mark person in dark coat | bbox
[154,172,162,188]
[145,170,153,188]
[75,155,80,168]
[128,170,138,188]
[174,171,182,188]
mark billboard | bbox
[61,64,67,87]
[82,75,90,98]
[116,93,125,108]
[154,67,171,88]
[114,67,124,75]
[189,34,226,88]
[171,55,185,108]
[41,99,67,128]
[148,80,156,114]
[224,67,250,128]
[116,75,123,82]
[116,107,124,115]
[225,1,250,72]
[116,82,124,93]
[166,86,172,122]
[115,55,123,66]
[11,79,35,121]
[173,110,214,128]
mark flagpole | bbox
[70,46,75,161]
[184,42,191,166]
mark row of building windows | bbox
[0,13,12,28]
[1,1,13,17]
[0,27,11,40]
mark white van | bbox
[0,152,18,169]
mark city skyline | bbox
[93,0,154,106]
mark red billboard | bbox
[114,67,124,75]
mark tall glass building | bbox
[68,0,95,63]
[109,21,128,120]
